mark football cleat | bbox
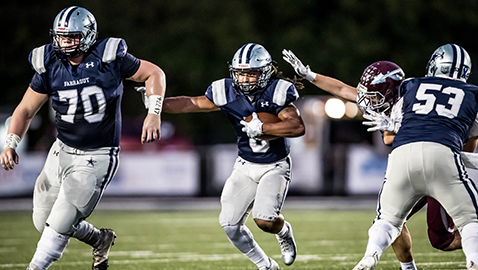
[258,258,280,270]
[468,260,478,269]
[352,253,378,270]
[275,221,297,265]
[92,228,116,270]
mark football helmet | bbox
[426,44,471,82]
[50,6,97,60]
[229,43,273,95]
[356,61,405,114]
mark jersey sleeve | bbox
[205,79,228,106]
[28,44,52,94]
[270,80,299,115]
[390,97,404,133]
[29,73,48,94]
[468,113,478,138]
[120,53,141,78]
[102,38,140,78]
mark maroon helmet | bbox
[356,61,405,114]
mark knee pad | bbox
[46,200,80,235]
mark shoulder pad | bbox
[272,79,296,106]
[102,38,127,63]
[29,45,52,74]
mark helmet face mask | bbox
[356,61,405,114]
[50,6,97,60]
[229,43,273,95]
[426,44,471,82]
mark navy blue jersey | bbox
[392,77,478,152]
[205,78,299,163]
[28,38,140,149]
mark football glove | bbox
[135,86,148,109]
[282,49,317,81]
[240,112,264,138]
[362,110,399,133]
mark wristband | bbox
[148,95,163,115]
[306,70,317,82]
[4,133,21,150]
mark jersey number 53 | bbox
[412,83,465,119]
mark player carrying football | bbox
[160,43,304,270]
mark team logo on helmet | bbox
[426,44,471,82]
[50,6,98,60]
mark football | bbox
[244,112,281,140]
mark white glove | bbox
[362,110,399,133]
[240,112,263,138]
[282,49,317,81]
[135,86,148,109]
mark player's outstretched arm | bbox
[282,49,357,102]
[128,60,166,144]
[261,104,305,138]
[1,88,48,170]
[163,96,220,114]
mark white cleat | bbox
[275,221,297,265]
[258,258,280,270]
[352,253,378,270]
[468,260,478,269]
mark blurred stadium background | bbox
[2,0,478,200]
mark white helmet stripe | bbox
[58,6,78,27]
[452,44,462,79]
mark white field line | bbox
[0,252,466,268]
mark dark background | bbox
[2,0,478,150]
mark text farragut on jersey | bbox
[64,77,90,87]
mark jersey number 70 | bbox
[57,86,106,123]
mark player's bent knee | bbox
[46,202,82,235]
[33,211,48,233]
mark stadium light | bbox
[324,98,345,119]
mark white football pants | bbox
[33,139,119,234]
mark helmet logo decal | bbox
[371,68,405,85]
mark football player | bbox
[0,6,166,270]
[161,43,305,270]
[282,49,468,270]
[350,44,478,270]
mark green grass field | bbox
[0,208,467,270]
